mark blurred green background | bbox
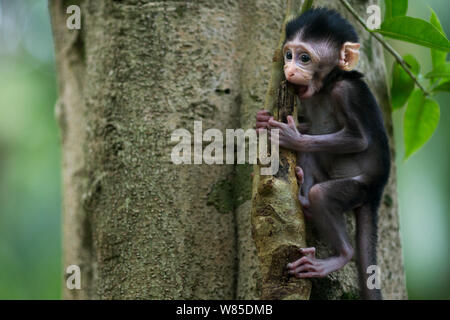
[0,0,448,299]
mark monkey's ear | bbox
[339,42,360,71]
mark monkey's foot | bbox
[295,167,311,219]
[287,247,349,278]
[295,166,304,185]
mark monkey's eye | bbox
[285,51,293,60]
[300,53,311,63]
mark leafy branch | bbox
[338,0,450,159]
[339,0,430,96]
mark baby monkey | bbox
[256,8,390,300]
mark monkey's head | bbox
[283,8,361,98]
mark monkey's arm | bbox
[269,115,368,154]
[299,83,368,153]
[269,82,368,154]
[298,128,368,153]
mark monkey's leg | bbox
[355,203,382,300]
[295,153,326,219]
[295,166,312,219]
[287,177,368,278]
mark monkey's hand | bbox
[255,110,272,134]
[287,247,350,278]
[268,116,303,151]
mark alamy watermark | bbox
[66,5,81,30]
[171,121,280,175]
[66,265,81,290]
[366,5,381,30]
[367,265,381,290]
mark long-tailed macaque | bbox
[256,8,390,300]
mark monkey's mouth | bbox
[298,85,309,96]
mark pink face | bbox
[283,39,361,99]
[283,40,320,99]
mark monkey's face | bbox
[283,38,361,99]
[283,41,319,99]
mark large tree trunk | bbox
[50,0,406,299]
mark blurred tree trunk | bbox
[50,0,406,299]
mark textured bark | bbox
[250,0,311,300]
[51,0,241,299]
[251,81,311,300]
[50,0,406,299]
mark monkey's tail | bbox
[355,199,382,300]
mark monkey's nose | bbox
[287,72,296,79]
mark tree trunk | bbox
[50,0,406,299]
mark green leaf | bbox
[385,0,408,19]
[391,54,420,110]
[430,8,447,70]
[404,90,440,159]
[425,62,450,79]
[432,81,450,93]
[377,17,450,51]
